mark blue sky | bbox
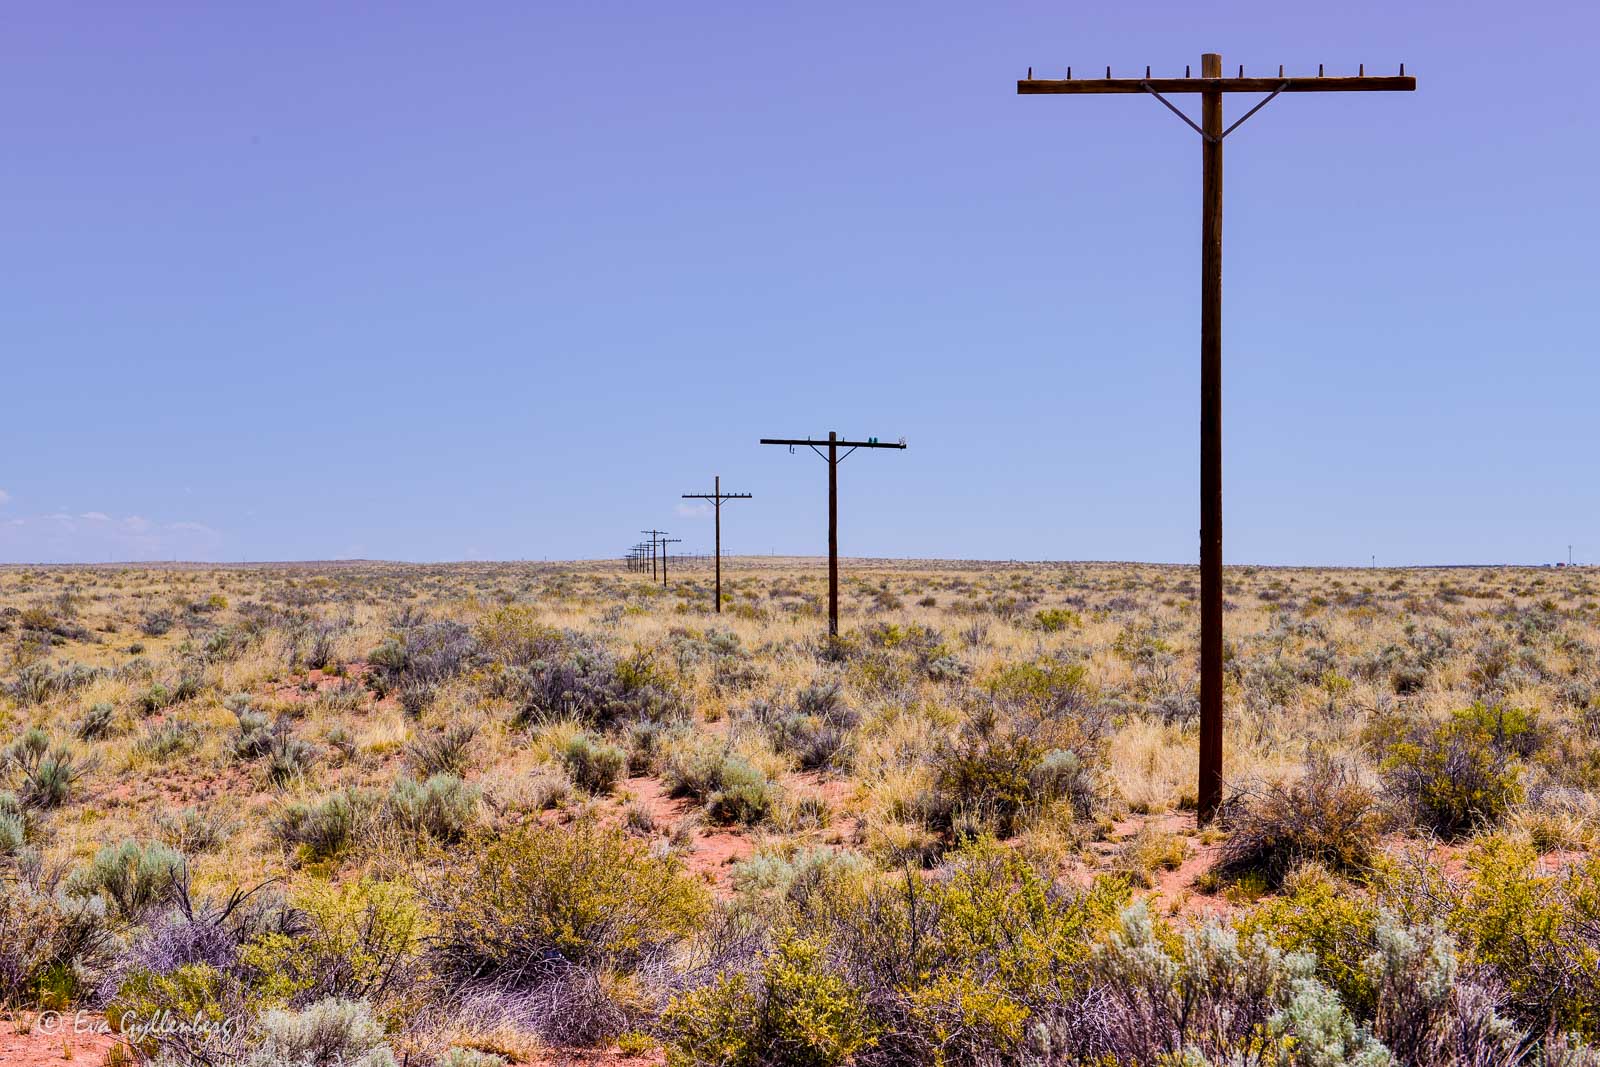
[3,0,1594,565]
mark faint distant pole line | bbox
[1016,54,1415,824]
[682,475,753,614]
[759,431,907,636]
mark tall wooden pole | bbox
[1015,53,1412,824]
[827,432,840,635]
[713,475,722,612]
[1198,52,1224,823]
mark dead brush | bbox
[1213,758,1390,889]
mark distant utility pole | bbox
[681,475,753,614]
[657,537,681,585]
[759,431,907,636]
[1017,54,1414,824]
[641,529,668,581]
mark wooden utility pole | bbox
[1017,55,1414,823]
[641,529,669,582]
[658,537,681,584]
[682,475,753,614]
[759,432,906,636]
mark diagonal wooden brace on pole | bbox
[1017,56,1414,824]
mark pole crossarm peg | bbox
[760,432,907,637]
[682,475,753,614]
[1016,55,1414,825]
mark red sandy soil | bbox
[272,662,391,707]
[0,1015,120,1066]
[620,775,755,888]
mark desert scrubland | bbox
[2,558,1599,1065]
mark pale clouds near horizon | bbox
[0,510,221,563]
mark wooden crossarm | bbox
[1018,75,1415,95]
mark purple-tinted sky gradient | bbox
[3,1,1595,564]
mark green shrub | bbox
[248,997,397,1067]
[663,739,777,827]
[0,875,113,1007]
[916,842,1126,1047]
[1365,912,1525,1066]
[426,821,709,983]
[983,657,1092,712]
[1378,703,1527,836]
[623,720,666,775]
[0,794,28,859]
[75,702,118,741]
[133,719,199,763]
[382,774,479,843]
[662,736,729,801]
[930,723,1041,839]
[136,681,175,715]
[1031,747,1100,821]
[109,963,240,1060]
[4,662,99,705]
[663,935,878,1067]
[761,684,859,772]
[929,712,1098,837]
[153,805,233,853]
[242,879,424,1012]
[64,839,184,922]
[706,757,776,826]
[228,705,275,760]
[507,641,679,731]
[403,723,477,777]
[1057,903,1387,1065]
[1451,836,1600,1037]
[265,728,318,786]
[2,728,89,809]
[718,840,1127,1066]
[560,731,626,795]
[271,790,367,862]
[438,1050,507,1067]
[1236,866,1382,1013]
[1034,608,1082,633]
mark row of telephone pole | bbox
[623,431,907,631]
[623,54,1412,835]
